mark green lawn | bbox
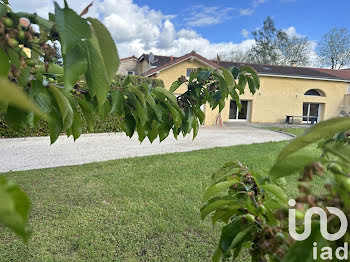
[263,126,308,136]
[0,141,322,261]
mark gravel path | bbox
[0,126,291,172]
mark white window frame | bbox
[228,100,251,122]
[302,103,321,123]
[347,84,350,94]
[126,70,135,75]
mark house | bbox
[118,51,350,126]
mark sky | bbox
[8,0,350,61]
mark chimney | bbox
[170,55,174,61]
[290,60,297,67]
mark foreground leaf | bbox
[0,176,31,242]
[277,118,350,161]
[0,77,45,117]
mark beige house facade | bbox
[119,51,350,126]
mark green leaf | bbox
[7,48,21,68]
[129,94,147,126]
[246,77,256,94]
[153,86,178,104]
[212,248,222,262]
[230,89,242,111]
[220,218,251,254]
[277,117,350,161]
[18,66,31,87]
[192,117,199,140]
[110,89,125,115]
[34,64,63,75]
[49,85,73,130]
[270,152,323,179]
[72,111,82,141]
[63,44,87,90]
[122,114,136,138]
[30,80,52,114]
[0,4,7,18]
[0,176,31,242]
[147,120,158,143]
[221,67,234,88]
[87,18,119,83]
[240,66,259,90]
[200,196,240,220]
[324,142,350,163]
[127,85,146,106]
[77,97,95,132]
[84,34,109,107]
[169,80,182,93]
[0,46,10,77]
[204,178,240,201]
[0,77,45,117]
[230,67,240,79]
[54,3,91,55]
[166,101,182,128]
[48,108,63,144]
[194,107,205,124]
[261,184,288,204]
[197,70,211,81]
[5,106,27,131]
[145,92,162,120]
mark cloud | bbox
[9,0,256,59]
[185,5,235,27]
[241,29,250,38]
[240,0,267,16]
[240,8,254,16]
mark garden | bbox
[0,1,350,262]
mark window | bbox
[347,84,350,94]
[229,100,250,120]
[303,103,321,123]
[127,71,135,75]
[304,89,322,96]
[186,68,195,77]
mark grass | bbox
[263,126,308,136]
[0,141,322,261]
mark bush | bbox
[114,74,164,88]
[0,113,121,138]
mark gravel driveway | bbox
[0,126,291,172]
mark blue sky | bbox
[135,0,350,43]
[9,0,350,60]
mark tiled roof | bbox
[121,51,350,82]
[19,18,30,27]
[120,56,137,62]
[142,51,219,77]
[218,61,350,81]
[139,54,177,67]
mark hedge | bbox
[0,113,122,138]
[0,74,164,138]
[114,74,164,88]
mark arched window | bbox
[304,89,325,97]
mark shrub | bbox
[114,74,164,88]
[0,113,121,138]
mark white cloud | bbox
[185,5,235,27]
[240,8,254,16]
[241,29,250,38]
[240,0,267,16]
[9,0,256,59]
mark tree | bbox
[220,49,253,63]
[0,0,260,241]
[317,28,350,69]
[249,16,283,65]
[249,16,312,66]
[278,35,312,66]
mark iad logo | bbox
[288,199,349,260]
